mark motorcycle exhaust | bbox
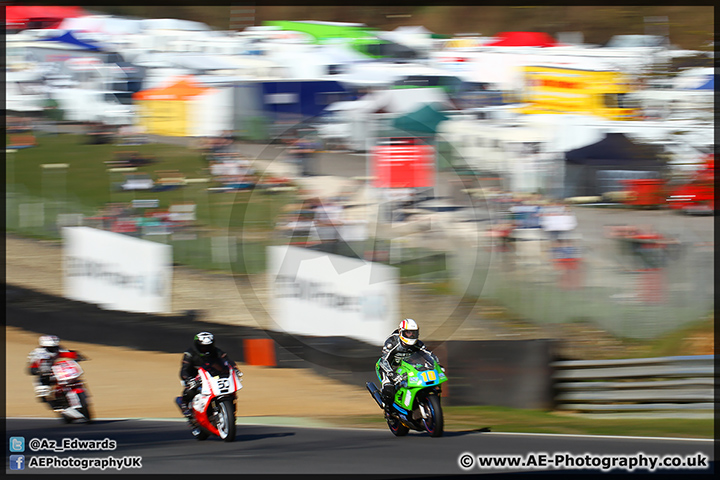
[366,382,383,409]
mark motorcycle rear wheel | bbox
[386,414,409,437]
[78,392,92,423]
[192,426,210,441]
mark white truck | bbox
[49,87,136,126]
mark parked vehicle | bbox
[518,65,640,121]
[666,155,715,215]
[49,87,135,126]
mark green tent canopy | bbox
[391,103,449,135]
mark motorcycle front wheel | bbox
[216,399,236,442]
[421,394,444,437]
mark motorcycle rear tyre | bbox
[192,426,210,441]
[78,392,92,423]
[386,414,409,437]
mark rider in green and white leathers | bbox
[378,319,440,413]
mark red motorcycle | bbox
[177,358,243,442]
[48,358,92,423]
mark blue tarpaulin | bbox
[695,75,713,90]
[41,31,102,51]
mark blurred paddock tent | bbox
[132,76,234,137]
[563,132,666,199]
[632,67,714,117]
[603,34,671,49]
[262,20,419,60]
[5,5,88,32]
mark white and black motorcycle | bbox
[177,358,243,442]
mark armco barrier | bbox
[438,339,557,409]
[552,355,715,418]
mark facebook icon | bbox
[9,455,25,470]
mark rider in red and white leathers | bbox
[27,335,85,408]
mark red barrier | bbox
[243,338,277,366]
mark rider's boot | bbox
[381,383,395,416]
[175,397,193,420]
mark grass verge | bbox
[317,405,714,439]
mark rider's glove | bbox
[185,378,199,390]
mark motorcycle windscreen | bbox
[200,359,233,377]
[404,351,435,371]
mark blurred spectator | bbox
[289,130,320,176]
[209,152,255,190]
[117,125,147,146]
[311,198,346,253]
[606,224,680,271]
[85,122,114,145]
[494,218,516,253]
[275,198,322,243]
[315,199,343,225]
[510,197,542,229]
[199,132,236,161]
[540,201,577,245]
[7,115,32,134]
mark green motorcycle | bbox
[366,350,447,437]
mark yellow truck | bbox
[518,65,640,121]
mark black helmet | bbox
[194,332,215,356]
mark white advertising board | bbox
[63,227,173,314]
[267,245,398,346]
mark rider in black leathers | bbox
[378,319,440,414]
[177,332,240,419]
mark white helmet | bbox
[194,331,215,356]
[39,335,60,348]
[398,318,419,346]
[39,335,60,353]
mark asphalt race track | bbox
[5,418,714,475]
